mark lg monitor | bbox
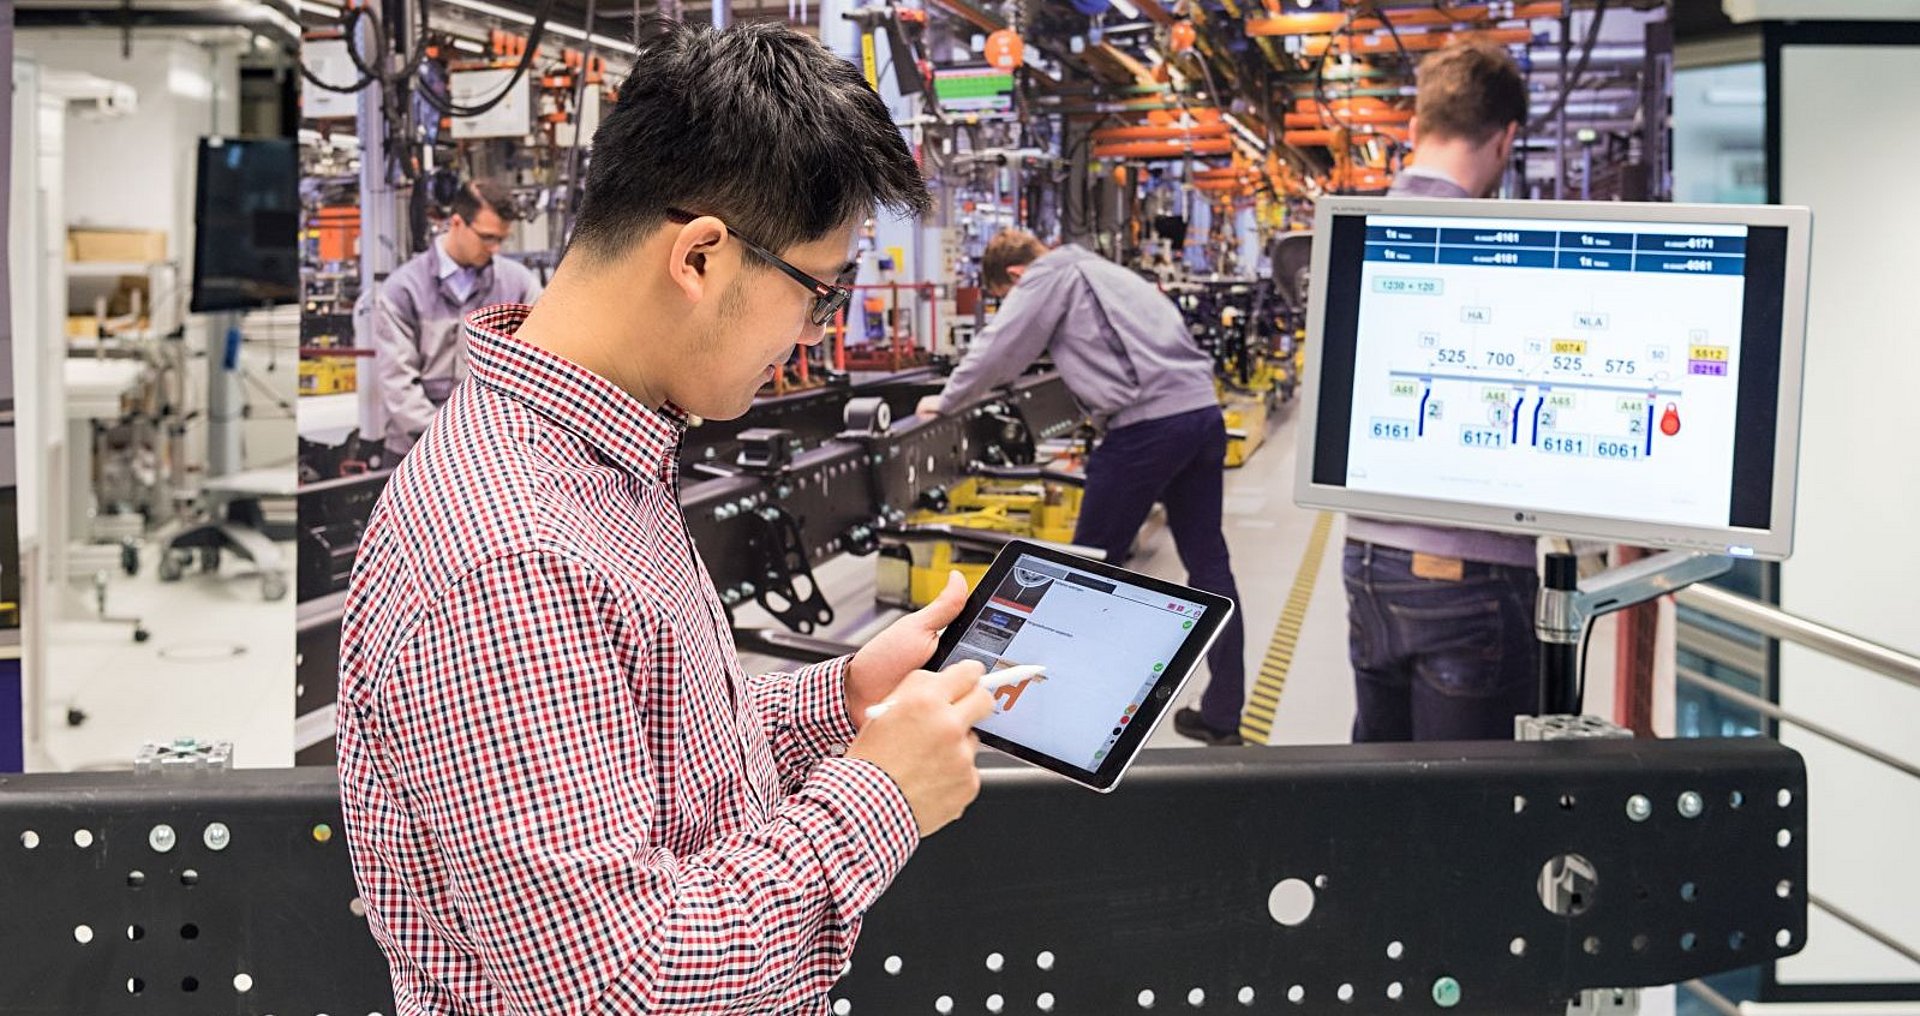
[1295,197,1812,560]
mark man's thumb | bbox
[912,570,970,630]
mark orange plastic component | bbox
[310,206,360,262]
[985,29,1024,71]
[1170,20,1197,52]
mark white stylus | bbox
[863,664,1048,720]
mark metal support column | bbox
[354,14,401,458]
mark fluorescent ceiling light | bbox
[452,37,486,53]
[1108,0,1140,18]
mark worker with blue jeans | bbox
[1346,40,1540,742]
[918,231,1248,745]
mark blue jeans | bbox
[1344,541,1539,742]
[1073,407,1247,732]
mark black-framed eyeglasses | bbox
[666,208,852,327]
[454,214,508,248]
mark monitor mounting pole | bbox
[1536,548,1736,716]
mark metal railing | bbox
[1674,585,1920,693]
[1670,583,1920,996]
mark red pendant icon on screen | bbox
[1660,403,1682,437]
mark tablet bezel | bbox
[928,539,1237,792]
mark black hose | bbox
[559,0,599,246]
[298,7,380,94]
[413,0,557,119]
[1528,0,1608,134]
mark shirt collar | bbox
[464,303,687,485]
[1398,164,1471,193]
[435,235,466,280]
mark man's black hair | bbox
[450,178,519,224]
[570,19,930,263]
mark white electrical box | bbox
[556,87,602,148]
[448,68,533,140]
[301,39,360,120]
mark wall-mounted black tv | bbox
[189,136,299,313]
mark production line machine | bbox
[293,368,1091,760]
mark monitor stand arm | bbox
[1535,548,1735,715]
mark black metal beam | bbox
[0,736,1808,1014]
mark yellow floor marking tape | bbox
[1239,511,1335,743]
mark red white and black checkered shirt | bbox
[337,303,919,1015]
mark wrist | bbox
[844,656,878,729]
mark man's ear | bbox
[666,215,730,304]
[1498,120,1520,160]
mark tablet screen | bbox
[935,551,1211,774]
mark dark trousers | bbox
[1073,407,1246,732]
[1344,541,1539,742]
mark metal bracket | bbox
[733,427,796,475]
[1537,549,1736,714]
[745,503,834,634]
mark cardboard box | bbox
[67,228,167,264]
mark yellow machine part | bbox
[886,476,1085,608]
[299,357,357,396]
[902,538,996,608]
[1223,392,1271,468]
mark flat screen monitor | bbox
[933,65,1015,114]
[189,136,299,313]
[1295,197,1811,559]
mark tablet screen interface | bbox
[936,553,1208,773]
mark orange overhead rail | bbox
[1301,26,1534,56]
[1283,107,1411,127]
[1246,2,1562,36]
[1092,138,1234,159]
[1293,96,1392,115]
[1284,126,1408,147]
[1091,123,1233,142]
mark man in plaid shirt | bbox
[337,20,993,1014]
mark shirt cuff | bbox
[788,756,920,917]
[785,655,860,758]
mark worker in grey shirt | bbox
[373,178,542,460]
[1345,41,1540,742]
[917,230,1250,745]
